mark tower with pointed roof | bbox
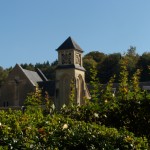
[55,37,90,108]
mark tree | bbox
[84,51,106,63]
[123,46,139,79]
[83,57,97,83]
[0,66,9,86]
[21,63,35,71]
[97,53,121,83]
[137,52,150,81]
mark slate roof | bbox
[56,36,83,52]
[22,68,43,86]
[36,68,48,82]
[13,64,55,96]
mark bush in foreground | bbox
[0,109,148,149]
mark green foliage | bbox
[44,92,55,114]
[83,55,98,82]
[89,63,100,103]
[24,88,44,106]
[130,69,142,100]
[137,52,150,81]
[0,109,148,149]
[117,58,129,101]
[1,62,150,149]
[60,60,150,147]
[82,47,150,83]
[24,88,55,115]
[1,49,150,149]
[100,75,116,104]
[0,66,10,86]
[97,53,121,83]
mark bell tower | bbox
[55,37,90,109]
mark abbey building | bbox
[0,37,91,108]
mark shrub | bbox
[0,110,148,149]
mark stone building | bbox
[0,64,46,107]
[55,37,91,108]
[0,37,90,108]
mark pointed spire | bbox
[56,36,83,52]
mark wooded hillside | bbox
[0,47,150,85]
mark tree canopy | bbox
[83,47,150,83]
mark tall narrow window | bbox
[56,89,59,98]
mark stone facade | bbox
[0,64,43,107]
[55,37,91,108]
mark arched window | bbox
[60,74,70,106]
[76,78,80,105]
[76,75,84,105]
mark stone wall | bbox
[0,65,36,107]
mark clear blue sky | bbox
[0,1,150,68]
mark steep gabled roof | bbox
[22,69,43,86]
[36,68,48,82]
[13,64,43,86]
[56,36,83,52]
[6,64,43,87]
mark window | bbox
[3,101,9,107]
[56,89,59,98]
